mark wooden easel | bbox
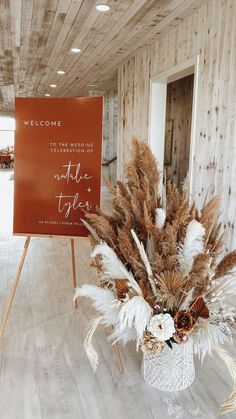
[0,235,124,373]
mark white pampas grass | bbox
[131,229,156,295]
[109,326,137,346]
[91,242,128,279]
[192,319,232,362]
[118,296,153,346]
[155,208,166,229]
[84,316,103,372]
[214,346,236,414]
[74,284,120,325]
[178,220,205,275]
[91,241,143,295]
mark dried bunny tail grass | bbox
[200,196,221,238]
[214,346,236,414]
[214,250,236,279]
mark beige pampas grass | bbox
[215,346,236,414]
[214,250,236,279]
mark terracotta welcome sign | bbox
[14,97,103,237]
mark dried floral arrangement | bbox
[0,145,14,169]
[75,138,236,414]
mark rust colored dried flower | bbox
[173,332,189,344]
[174,310,196,334]
[141,331,164,354]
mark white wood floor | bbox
[0,169,235,419]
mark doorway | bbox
[148,55,200,195]
[164,74,194,187]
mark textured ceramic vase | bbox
[141,340,195,391]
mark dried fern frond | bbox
[214,250,236,279]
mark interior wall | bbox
[117,0,236,249]
[164,74,194,186]
[89,89,117,184]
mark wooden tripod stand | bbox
[0,235,124,373]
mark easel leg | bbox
[70,239,77,308]
[0,236,31,341]
[114,341,124,374]
[105,326,124,373]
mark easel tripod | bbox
[0,236,124,373]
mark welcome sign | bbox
[14,97,103,237]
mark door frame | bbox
[148,54,200,197]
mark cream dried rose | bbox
[148,313,175,341]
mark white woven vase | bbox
[141,340,195,391]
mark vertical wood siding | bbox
[117,0,236,249]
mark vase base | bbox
[141,342,195,392]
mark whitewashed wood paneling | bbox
[117,0,236,249]
[89,89,117,184]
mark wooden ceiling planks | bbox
[0,0,206,114]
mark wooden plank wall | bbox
[164,74,194,186]
[117,0,236,250]
[89,89,117,184]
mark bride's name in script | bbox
[54,161,92,184]
[55,193,92,218]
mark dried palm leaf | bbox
[190,297,209,319]
[155,270,185,293]
[115,279,129,300]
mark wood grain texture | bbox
[0,170,236,419]
[165,74,194,186]
[0,0,206,114]
[117,0,236,249]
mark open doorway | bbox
[164,74,194,187]
[148,55,199,196]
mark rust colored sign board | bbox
[14,97,103,237]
